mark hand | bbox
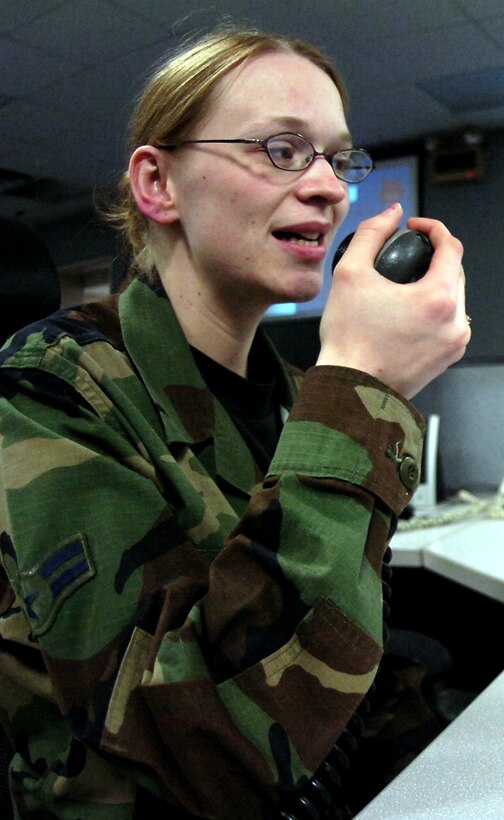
[317,204,470,398]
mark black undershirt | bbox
[191,344,283,474]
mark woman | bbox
[0,26,469,820]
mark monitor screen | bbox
[265,153,420,320]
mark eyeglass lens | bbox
[265,134,372,182]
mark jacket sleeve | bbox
[0,338,424,818]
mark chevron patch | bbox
[21,533,95,637]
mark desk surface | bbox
[390,510,504,603]
[355,670,504,819]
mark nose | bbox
[295,155,348,205]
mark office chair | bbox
[0,215,60,347]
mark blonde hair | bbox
[111,25,348,277]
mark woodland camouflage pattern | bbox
[0,276,424,818]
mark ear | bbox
[128,146,179,225]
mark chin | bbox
[286,282,323,304]
[260,268,323,311]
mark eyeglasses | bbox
[154,132,374,184]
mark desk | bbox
[390,514,504,603]
[355,670,504,819]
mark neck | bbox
[158,265,266,379]
[187,313,254,378]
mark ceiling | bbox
[3,0,504,226]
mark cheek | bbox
[177,160,282,246]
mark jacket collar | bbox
[118,277,297,493]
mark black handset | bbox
[332,228,434,284]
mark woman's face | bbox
[165,50,351,314]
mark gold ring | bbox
[466,314,472,325]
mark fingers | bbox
[320,209,470,397]
[407,216,464,288]
[456,266,472,347]
[338,209,464,293]
[337,203,404,269]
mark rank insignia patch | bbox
[20,533,95,636]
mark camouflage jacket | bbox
[0,276,424,818]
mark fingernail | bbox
[384,202,402,214]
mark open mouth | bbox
[273,230,322,247]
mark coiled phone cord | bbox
[397,483,504,532]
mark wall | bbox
[422,127,504,362]
[413,363,504,495]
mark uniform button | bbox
[399,455,419,490]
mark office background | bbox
[2,0,504,494]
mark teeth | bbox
[274,229,321,246]
[294,237,319,246]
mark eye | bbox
[333,154,351,173]
[267,136,298,163]
[332,149,374,183]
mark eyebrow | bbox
[247,117,353,147]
